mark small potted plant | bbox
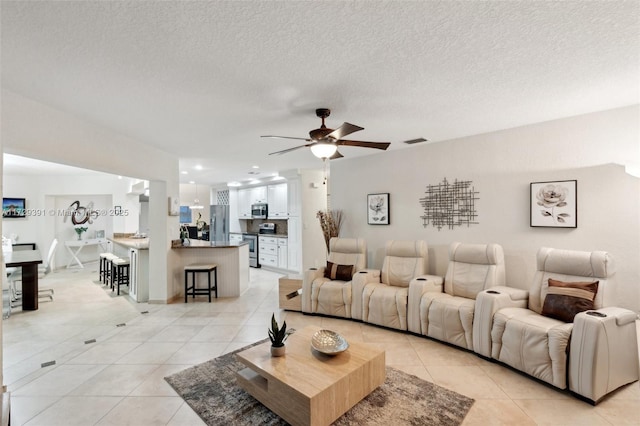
[268,313,292,357]
[74,226,88,241]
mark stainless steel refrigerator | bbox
[210,205,230,242]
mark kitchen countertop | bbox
[172,240,249,249]
[257,234,288,238]
[109,237,149,250]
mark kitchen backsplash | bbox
[245,219,288,235]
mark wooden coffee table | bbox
[235,325,386,426]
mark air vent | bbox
[248,171,260,175]
[403,138,428,145]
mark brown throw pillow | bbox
[324,261,355,281]
[541,278,599,323]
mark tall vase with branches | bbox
[316,209,343,252]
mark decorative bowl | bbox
[311,329,349,355]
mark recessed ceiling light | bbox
[252,165,260,169]
[189,180,195,184]
[194,165,203,170]
[181,171,188,175]
[227,182,241,187]
[249,179,261,185]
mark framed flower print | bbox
[367,193,390,225]
[530,180,577,228]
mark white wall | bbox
[299,169,329,270]
[331,106,640,312]
[1,90,180,304]
[2,172,142,267]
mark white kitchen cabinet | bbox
[277,237,288,269]
[250,186,268,204]
[259,253,278,267]
[238,186,268,219]
[287,178,301,217]
[259,236,278,254]
[230,233,243,244]
[259,235,289,270]
[258,235,278,267]
[268,183,288,218]
[237,188,252,218]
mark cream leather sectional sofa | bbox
[302,238,639,404]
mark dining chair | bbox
[7,238,58,303]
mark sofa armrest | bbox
[302,267,325,313]
[472,286,529,357]
[407,275,444,333]
[569,307,640,403]
[351,269,381,320]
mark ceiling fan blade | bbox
[261,135,311,142]
[336,140,391,150]
[268,144,312,155]
[326,122,364,140]
[329,150,344,160]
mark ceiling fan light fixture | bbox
[310,142,338,159]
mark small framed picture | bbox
[530,180,577,228]
[367,193,390,225]
[95,230,105,239]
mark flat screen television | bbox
[2,197,26,218]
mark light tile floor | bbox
[3,264,639,425]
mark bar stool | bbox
[112,258,130,295]
[184,264,218,303]
[99,252,117,284]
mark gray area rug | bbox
[165,339,474,426]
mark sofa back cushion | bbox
[529,248,615,314]
[381,240,428,287]
[444,242,506,299]
[327,237,367,273]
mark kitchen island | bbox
[172,240,250,298]
[108,236,149,302]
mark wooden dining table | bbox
[5,249,43,310]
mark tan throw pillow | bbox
[324,261,355,281]
[541,278,599,323]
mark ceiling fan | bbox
[262,108,391,160]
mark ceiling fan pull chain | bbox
[323,159,328,185]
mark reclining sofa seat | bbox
[301,237,366,318]
[476,247,639,403]
[407,242,505,350]
[352,240,428,331]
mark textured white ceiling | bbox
[2,1,638,185]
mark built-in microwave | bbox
[251,203,268,219]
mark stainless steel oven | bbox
[251,203,268,219]
[242,233,260,268]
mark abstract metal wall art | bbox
[419,178,479,230]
